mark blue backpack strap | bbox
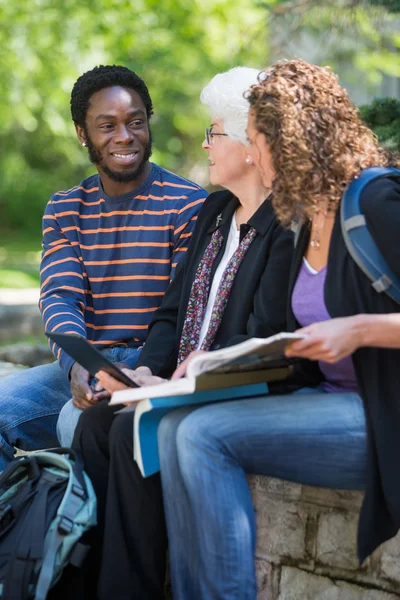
[34,452,89,600]
[340,166,400,304]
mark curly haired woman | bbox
[157,59,400,600]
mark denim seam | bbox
[1,408,64,433]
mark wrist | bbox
[135,365,153,376]
[70,361,78,376]
[114,362,129,370]
[350,314,373,348]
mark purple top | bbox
[291,259,358,393]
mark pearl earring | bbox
[82,142,87,147]
[245,156,252,165]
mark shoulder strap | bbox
[34,452,90,600]
[340,167,400,304]
[291,218,305,248]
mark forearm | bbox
[40,210,87,370]
[41,296,86,374]
[352,313,400,349]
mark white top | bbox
[303,256,318,275]
[197,215,241,347]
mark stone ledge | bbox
[0,360,27,379]
[0,304,43,342]
[249,475,400,599]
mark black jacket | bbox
[287,177,400,563]
[137,189,294,377]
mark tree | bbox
[360,97,400,151]
[263,0,400,104]
[1,0,398,237]
[0,0,269,234]
[368,0,400,12]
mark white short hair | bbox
[200,67,260,145]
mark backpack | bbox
[0,448,97,600]
[293,166,400,304]
[340,166,400,304]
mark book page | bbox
[109,332,304,405]
[187,333,305,378]
[109,375,194,405]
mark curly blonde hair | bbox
[248,59,392,225]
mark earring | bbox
[245,156,252,165]
[82,142,87,147]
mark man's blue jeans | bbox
[157,388,367,600]
[56,346,141,448]
[0,346,140,470]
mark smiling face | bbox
[76,86,152,195]
[202,118,250,190]
[246,110,275,189]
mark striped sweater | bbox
[40,163,207,375]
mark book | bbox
[131,382,270,477]
[109,332,304,477]
[109,332,303,406]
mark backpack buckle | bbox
[373,274,392,293]
[58,516,74,534]
[71,484,86,500]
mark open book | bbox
[110,332,303,406]
[109,332,304,477]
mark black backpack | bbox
[0,448,97,600]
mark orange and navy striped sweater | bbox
[40,163,207,375]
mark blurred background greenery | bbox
[0,0,399,290]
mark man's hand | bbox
[70,363,96,410]
[71,361,134,410]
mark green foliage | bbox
[1,0,399,241]
[368,0,400,12]
[0,0,269,236]
[360,97,400,151]
[265,0,400,87]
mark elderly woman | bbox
[156,59,400,599]
[70,67,293,600]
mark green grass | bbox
[0,268,40,288]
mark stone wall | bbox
[249,476,400,599]
[0,288,42,343]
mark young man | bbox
[0,65,207,468]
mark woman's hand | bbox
[95,366,166,395]
[285,316,364,363]
[171,350,207,380]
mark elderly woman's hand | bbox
[171,350,207,380]
[285,316,364,363]
[95,366,166,395]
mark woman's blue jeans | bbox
[157,388,367,600]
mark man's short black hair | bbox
[70,65,154,127]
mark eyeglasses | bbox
[205,128,228,145]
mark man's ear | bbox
[75,124,87,147]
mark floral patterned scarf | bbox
[178,225,256,365]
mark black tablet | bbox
[45,332,140,388]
